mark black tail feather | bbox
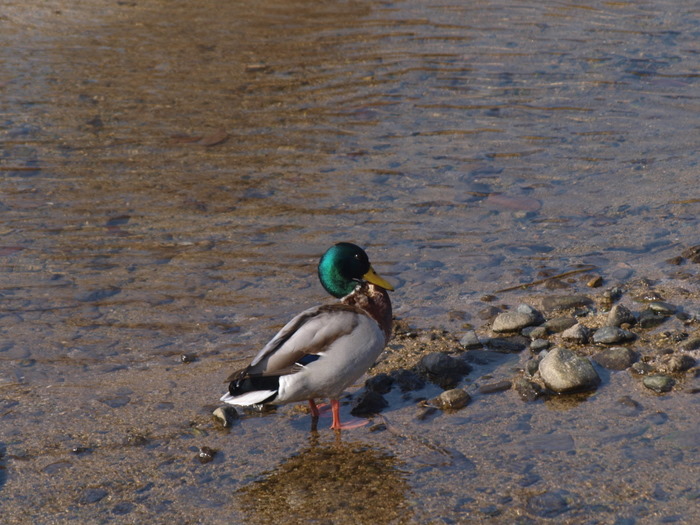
[228,376,280,403]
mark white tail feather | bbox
[220,390,276,406]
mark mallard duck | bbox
[220,242,394,430]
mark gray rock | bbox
[680,337,700,352]
[538,347,600,393]
[528,326,549,339]
[212,406,239,427]
[561,323,591,344]
[637,309,668,329]
[649,302,677,315]
[365,373,394,394]
[477,380,512,394]
[516,304,544,321]
[606,304,636,327]
[530,338,550,352]
[543,317,578,333]
[541,295,593,312]
[513,377,545,401]
[434,388,471,410]
[420,352,471,376]
[460,330,483,349]
[492,310,539,333]
[643,374,675,393]
[390,369,426,392]
[487,336,528,353]
[525,356,543,376]
[351,390,388,416]
[593,326,636,344]
[593,347,638,370]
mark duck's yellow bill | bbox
[363,266,394,291]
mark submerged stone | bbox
[434,388,470,410]
[593,347,638,370]
[351,390,388,417]
[643,374,675,393]
[541,295,593,312]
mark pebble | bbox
[658,354,696,373]
[538,347,600,393]
[513,377,545,401]
[648,302,677,315]
[487,336,528,353]
[419,352,472,388]
[525,356,542,376]
[365,373,394,394]
[492,309,540,333]
[197,446,217,464]
[593,326,636,344]
[587,275,603,288]
[527,326,549,339]
[350,390,388,416]
[606,304,636,327]
[477,380,512,394]
[593,347,638,370]
[543,317,577,333]
[561,323,591,344]
[517,303,544,321]
[434,388,471,410]
[643,375,675,393]
[680,337,700,352]
[630,362,654,375]
[460,330,483,349]
[637,309,667,329]
[530,338,550,353]
[541,295,593,312]
[212,406,239,427]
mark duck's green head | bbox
[318,242,394,298]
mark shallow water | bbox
[1,0,699,523]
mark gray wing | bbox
[226,303,362,381]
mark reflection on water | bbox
[237,434,411,525]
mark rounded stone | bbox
[543,317,577,333]
[350,390,388,416]
[365,373,394,394]
[643,375,675,393]
[592,347,638,370]
[492,310,539,333]
[561,323,591,344]
[538,347,600,393]
[434,388,471,410]
[460,330,482,349]
[606,304,636,327]
[593,326,636,344]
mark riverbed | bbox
[1,0,699,523]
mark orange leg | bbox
[330,399,342,430]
